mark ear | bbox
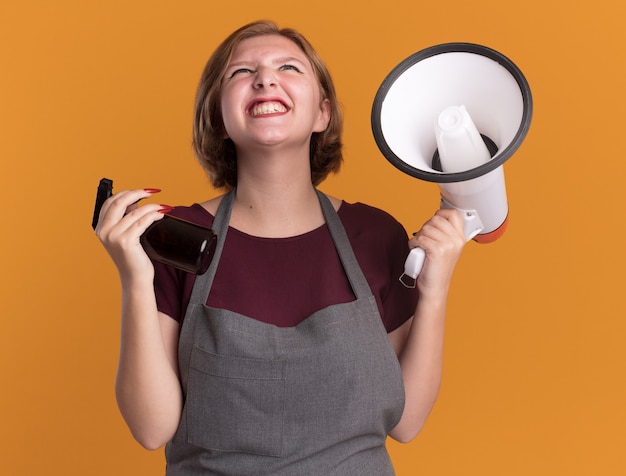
[313,98,331,133]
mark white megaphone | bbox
[371,43,532,287]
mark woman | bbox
[96,20,465,475]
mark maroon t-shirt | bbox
[153,200,417,333]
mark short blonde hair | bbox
[193,20,343,190]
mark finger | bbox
[410,214,465,255]
[97,204,170,261]
[414,214,455,240]
[416,212,464,244]
[435,208,465,236]
[97,188,161,233]
[112,202,170,238]
[96,189,159,241]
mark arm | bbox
[96,189,183,450]
[388,208,465,443]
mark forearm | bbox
[115,275,182,450]
[389,207,465,442]
[389,293,447,443]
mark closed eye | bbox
[228,68,254,78]
[280,64,303,73]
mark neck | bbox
[230,147,325,238]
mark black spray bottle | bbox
[92,178,217,275]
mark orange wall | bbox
[2,1,625,474]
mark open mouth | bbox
[248,100,289,117]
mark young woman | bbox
[96,20,465,475]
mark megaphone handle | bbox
[400,247,426,288]
[399,207,484,288]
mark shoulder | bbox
[339,200,398,220]
[168,203,215,227]
[338,201,406,237]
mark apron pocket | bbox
[186,346,285,457]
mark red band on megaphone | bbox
[473,215,509,244]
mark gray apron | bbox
[165,190,406,475]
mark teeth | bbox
[250,101,287,116]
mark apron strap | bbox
[316,190,372,300]
[187,188,235,306]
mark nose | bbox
[254,67,277,89]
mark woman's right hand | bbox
[95,188,170,280]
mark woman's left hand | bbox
[409,208,466,297]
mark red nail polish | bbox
[144,188,161,194]
[158,205,174,214]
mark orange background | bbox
[2,1,625,474]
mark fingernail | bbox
[144,188,161,193]
[158,204,174,214]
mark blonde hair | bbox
[192,20,343,189]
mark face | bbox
[220,34,331,154]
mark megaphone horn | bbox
[371,43,533,286]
